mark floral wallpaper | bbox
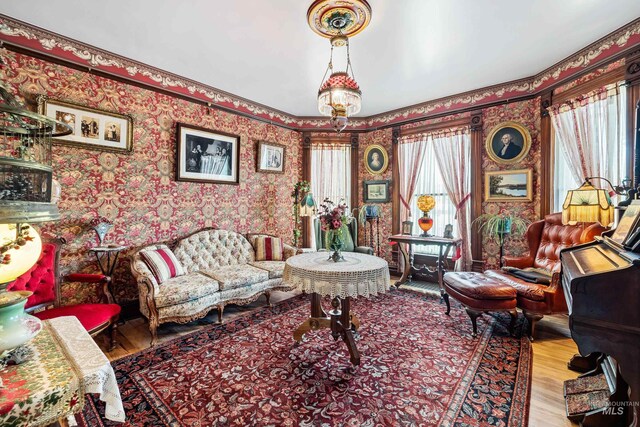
[357,129,394,266]
[2,50,302,305]
[481,99,542,269]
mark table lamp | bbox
[0,224,44,356]
[417,195,436,237]
[299,192,316,217]
[561,178,614,226]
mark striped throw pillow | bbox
[254,236,284,261]
[140,246,185,284]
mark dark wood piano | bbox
[561,208,640,426]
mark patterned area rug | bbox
[78,290,531,426]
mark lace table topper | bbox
[283,252,390,298]
[48,316,126,423]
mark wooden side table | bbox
[89,245,126,303]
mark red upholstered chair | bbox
[484,213,608,337]
[8,238,121,351]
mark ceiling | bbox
[3,1,640,117]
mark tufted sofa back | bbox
[527,213,608,272]
[8,242,58,309]
[173,229,255,273]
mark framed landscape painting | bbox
[485,169,533,202]
[257,141,285,174]
[37,96,133,154]
[176,123,240,184]
[363,180,390,203]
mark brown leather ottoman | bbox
[442,272,518,337]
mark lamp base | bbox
[0,290,42,357]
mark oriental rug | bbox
[78,290,532,426]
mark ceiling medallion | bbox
[307,0,372,38]
[308,0,371,132]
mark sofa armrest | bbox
[355,246,374,255]
[283,243,303,259]
[502,255,534,269]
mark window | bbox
[403,133,471,255]
[551,83,628,211]
[310,143,351,249]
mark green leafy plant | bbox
[473,213,529,244]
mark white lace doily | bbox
[48,317,126,424]
[283,252,390,298]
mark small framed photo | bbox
[257,141,286,174]
[485,169,533,202]
[38,96,133,154]
[364,144,389,175]
[485,121,531,165]
[176,123,240,184]
[363,180,390,203]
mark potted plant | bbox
[473,213,530,267]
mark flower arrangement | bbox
[318,199,352,261]
[318,198,352,232]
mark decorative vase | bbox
[93,222,113,246]
[418,213,434,237]
[326,229,345,262]
[0,290,42,358]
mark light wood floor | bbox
[99,290,579,427]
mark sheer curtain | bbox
[550,82,627,210]
[397,136,428,225]
[432,130,472,271]
[310,143,351,249]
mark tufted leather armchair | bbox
[8,238,121,351]
[484,213,607,337]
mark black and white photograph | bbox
[176,123,240,184]
[485,121,532,165]
[257,141,286,174]
[38,96,133,153]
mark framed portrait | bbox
[256,141,285,174]
[485,121,531,165]
[364,144,389,175]
[485,169,533,202]
[363,180,390,203]
[37,96,133,154]
[176,123,240,184]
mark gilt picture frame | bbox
[485,121,531,165]
[256,141,286,174]
[37,96,133,154]
[176,123,240,184]
[364,144,389,175]
[485,169,533,202]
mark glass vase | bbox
[326,229,345,262]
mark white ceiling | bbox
[3,1,640,116]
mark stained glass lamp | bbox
[562,180,614,226]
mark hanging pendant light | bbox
[317,35,362,132]
[307,0,371,132]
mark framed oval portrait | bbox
[485,121,532,165]
[364,144,389,174]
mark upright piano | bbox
[561,207,640,426]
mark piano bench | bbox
[443,272,518,337]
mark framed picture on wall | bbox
[176,123,240,184]
[37,96,133,154]
[256,141,286,174]
[485,169,533,202]
[363,180,390,203]
[364,144,389,174]
[485,121,531,165]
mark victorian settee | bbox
[130,228,298,345]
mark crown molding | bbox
[1,15,639,132]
